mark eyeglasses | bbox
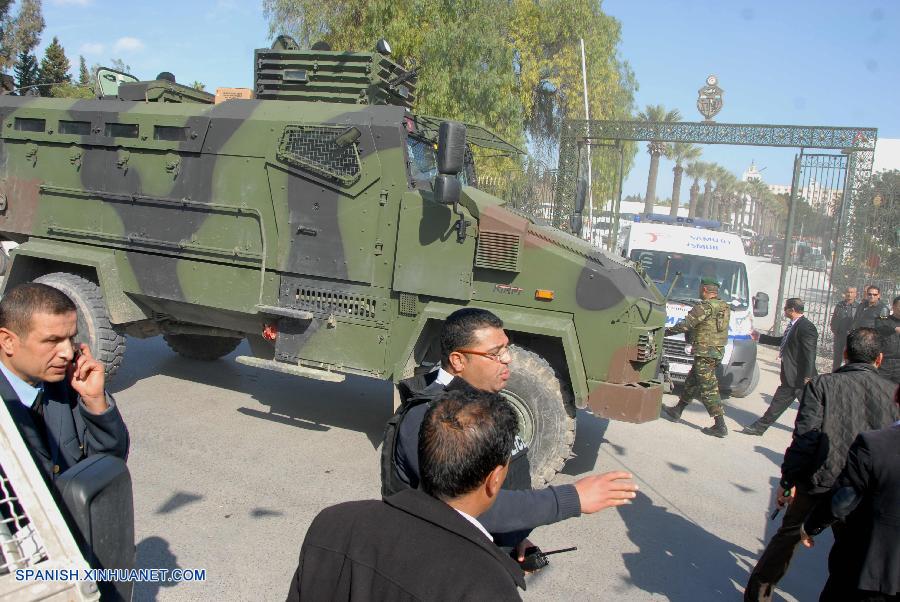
[455,346,512,363]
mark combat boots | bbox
[701,415,728,438]
[662,400,689,421]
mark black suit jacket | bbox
[392,374,581,537]
[805,426,900,596]
[759,316,818,388]
[286,488,525,601]
[0,371,129,482]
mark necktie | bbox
[30,388,44,417]
[779,321,794,357]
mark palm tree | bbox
[711,166,736,227]
[697,163,718,219]
[668,143,702,217]
[747,180,770,235]
[684,161,705,218]
[733,180,752,232]
[637,104,682,214]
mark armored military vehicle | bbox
[0,37,665,484]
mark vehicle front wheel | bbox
[34,272,126,379]
[163,333,242,360]
[502,345,576,487]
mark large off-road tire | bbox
[34,272,126,379]
[502,345,576,487]
[163,333,242,360]
[728,363,760,399]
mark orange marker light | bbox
[535,289,555,301]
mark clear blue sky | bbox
[36,0,900,199]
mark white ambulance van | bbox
[617,220,770,397]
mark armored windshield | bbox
[406,135,472,186]
[630,250,750,308]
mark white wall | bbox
[873,138,900,173]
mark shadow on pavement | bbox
[111,338,395,447]
[157,491,203,515]
[753,445,784,468]
[618,491,754,600]
[133,536,181,602]
[561,410,609,476]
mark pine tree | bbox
[78,54,89,85]
[13,49,37,91]
[1,0,44,73]
[37,35,69,95]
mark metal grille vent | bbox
[295,287,377,319]
[663,338,691,360]
[277,125,361,186]
[634,333,657,362]
[1,467,48,573]
[399,293,418,317]
[475,231,521,272]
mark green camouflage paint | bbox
[0,42,666,477]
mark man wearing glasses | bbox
[852,285,889,330]
[382,307,637,560]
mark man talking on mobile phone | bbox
[0,283,129,483]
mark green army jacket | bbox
[669,298,730,359]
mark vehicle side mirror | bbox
[434,174,461,205]
[56,455,135,602]
[753,291,769,317]
[437,121,466,175]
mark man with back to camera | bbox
[874,295,900,384]
[382,307,638,556]
[852,285,889,330]
[829,286,858,371]
[287,389,526,601]
[742,297,818,436]
[0,283,128,482]
[661,277,731,437]
[743,327,899,602]
[799,385,900,602]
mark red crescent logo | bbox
[647,233,658,242]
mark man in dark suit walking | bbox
[800,385,900,601]
[743,328,898,601]
[742,297,818,436]
[0,283,129,482]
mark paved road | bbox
[113,333,831,601]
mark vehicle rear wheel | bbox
[728,363,760,399]
[34,272,126,379]
[163,333,242,360]
[502,345,576,487]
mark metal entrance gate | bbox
[772,152,848,371]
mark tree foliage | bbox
[13,49,37,91]
[78,54,89,85]
[1,0,44,72]
[835,169,900,289]
[37,36,69,95]
[262,0,637,195]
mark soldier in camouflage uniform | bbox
[661,277,731,437]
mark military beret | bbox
[700,277,720,288]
